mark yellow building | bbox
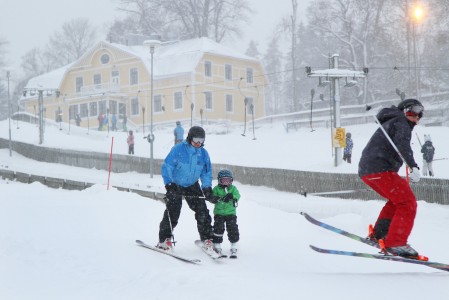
[20,37,266,130]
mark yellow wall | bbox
[21,41,266,129]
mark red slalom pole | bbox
[107,137,114,190]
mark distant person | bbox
[103,114,109,130]
[111,114,118,131]
[97,114,104,131]
[122,115,128,132]
[173,121,184,145]
[127,130,135,155]
[343,132,353,163]
[210,169,241,258]
[421,134,435,177]
[359,99,423,259]
[156,126,216,255]
[75,114,81,127]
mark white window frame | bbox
[225,94,233,113]
[174,92,183,111]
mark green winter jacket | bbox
[212,185,241,216]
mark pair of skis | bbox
[301,212,449,272]
[136,239,232,264]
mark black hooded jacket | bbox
[358,106,418,177]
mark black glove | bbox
[202,187,212,200]
[222,193,233,203]
[208,195,220,204]
[165,183,178,198]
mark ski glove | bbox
[409,167,421,183]
[165,183,179,198]
[202,187,213,200]
[208,196,220,204]
[222,193,234,203]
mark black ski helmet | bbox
[187,126,206,144]
[346,132,351,138]
[398,98,424,118]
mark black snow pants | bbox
[159,182,213,243]
[213,215,239,244]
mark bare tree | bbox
[0,37,7,69]
[113,0,252,42]
[44,18,98,68]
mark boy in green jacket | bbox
[211,169,241,258]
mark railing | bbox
[1,138,448,205]
[79,83,120,96]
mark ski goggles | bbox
[192,137,205,144]
[406,105,424,118]
[219,176,233,186]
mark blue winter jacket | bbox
[173,125,184,141]
[161,141,212,188]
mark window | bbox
[246,68,253,83]
[225,94,233,112]
[205,61,211,77]
[80,103,88,118]
[109,100,117,114]
[89,102,97,117]
[204,91,213,110]
[119,103,126,118]
[76,77,83,93]
[99,100,107,114]
[94,74,101,89]
[111,70,119,85]
[154,95,163,113]
[100,54,110,64]
[131,97,139,115]
[174,92,183,110]
[130,68,138,85]
[225,64,232,81]
[69,105,79,120]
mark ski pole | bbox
[433,157,448,161]
[373,115,411,169]
[300,188,372,197]
[163,196,176,246]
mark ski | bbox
[310,245,449,272]
[229,251,238,259]
[300,211,380,249]
[194,240,227,259]
[136,240,201,264]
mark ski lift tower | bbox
[305,54,368,167]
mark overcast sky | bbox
[1,0,311,78]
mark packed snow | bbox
[1,119,448,300]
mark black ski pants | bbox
[213,215,239,244]
[159,182,213,243]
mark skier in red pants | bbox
[358,99,424,258]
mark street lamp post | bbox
[411,3,423,99]
[144,38,161,178]
[7,71,12,157]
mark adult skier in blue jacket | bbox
[157,126,215,254]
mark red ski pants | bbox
[361,171,417,247]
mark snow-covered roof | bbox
[24,63,73,91]
[116,37,257,79]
